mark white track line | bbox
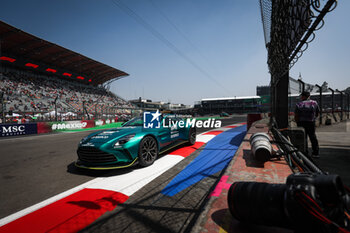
[0,155,184,226]
[0,178,103,227]
[196,134,216,143]
[86,154,184,196]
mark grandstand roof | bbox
[0,21,128,85]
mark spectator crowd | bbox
[0,70,136,123]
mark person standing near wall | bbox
[295,91,320,158]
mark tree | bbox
[344,87,350,94]
[316,81,329,92]
[321,81,329,92]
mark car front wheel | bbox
[138,136,158,167]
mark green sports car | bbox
[75,115,196,169]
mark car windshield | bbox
[122,115,166,127]
[122,117,143,127]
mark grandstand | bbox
[195,91,348,115]
[197,96,261,115]
[0,21,137,123]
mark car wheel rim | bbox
[141,138,157,162]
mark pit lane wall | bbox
[0,119,117,137]
[193,119,294,233]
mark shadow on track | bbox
[66,162,135,177]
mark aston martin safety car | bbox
[75,115,196,169]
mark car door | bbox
[169,117,181,142]
[157,116,172,147]
[175,117,189,140]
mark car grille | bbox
[77,147,117,163]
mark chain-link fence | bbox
[288,80,350,126]
[260,0,338,128]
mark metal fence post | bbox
[336,89,343,121]
[298,79,305,93]
[315,84,322,125]
[275,71,289,129]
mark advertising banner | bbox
[95,119,105,126]
[0,123,38,137]
[82,120,95,129]
[50,120,95,131]
[0,120,98,137]
[37,122,52,134]
[95,119,115,126]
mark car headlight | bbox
[114,134,135,148]
[79,136,89,144]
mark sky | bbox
[0,0,349,105]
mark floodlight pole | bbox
[0,40,3,124]
[0,92,5,123]
[315,84,322,125]
[328,88,335,117]
[336,89,343,121]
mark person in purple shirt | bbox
[294,91,320,158]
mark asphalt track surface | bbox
[0,115,246,220]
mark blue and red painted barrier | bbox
[162,125,247,196]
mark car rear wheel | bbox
[138,136,158,167]
[188,128,196,145]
